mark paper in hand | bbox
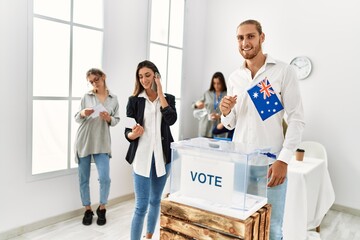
[90,104,108,118]
[124,117,137,128]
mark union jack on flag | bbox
[247,77,283,121]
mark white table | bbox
[283,157,335,240]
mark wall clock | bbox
[290,56,312,80]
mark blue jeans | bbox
[78,153,111,206]
[131,158,171,240]
[246,165,287,240]
[267,177,287,240]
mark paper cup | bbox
[295,149,305,161]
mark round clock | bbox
[290,56,312,80]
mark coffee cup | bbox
[295,149,305,161]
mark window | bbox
[30,0,104,175]
[149,0,185,141]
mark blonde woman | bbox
[74,68,120,226]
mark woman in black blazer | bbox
[124,60,177,240]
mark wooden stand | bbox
[160,198,271,240]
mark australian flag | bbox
[247,77,283,121]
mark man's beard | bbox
[240,41,262,60]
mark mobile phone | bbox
[151,81,157,92]
[151,72,160,92]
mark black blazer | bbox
[124,93,177,165]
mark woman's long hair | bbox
[208,72,227,92]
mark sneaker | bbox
[82,210,94,225]
[96,206,106,225]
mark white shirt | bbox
[133,91,166,177]
[221,55,305,164]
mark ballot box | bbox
[167,137,270,220]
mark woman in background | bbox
[125,60,177,240]
[193,72,227,138]
[74,68,120,226]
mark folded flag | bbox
[247,77,283,121]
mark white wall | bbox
[182,0,360,210]
[102,0,150,203]
[0,0,147,234]
[178,0,208,139]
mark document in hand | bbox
[90,103,108,118]
[124,117,137,128]
[247,77,283,121]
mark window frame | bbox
[147,0,186,141]
[27,0,104,181]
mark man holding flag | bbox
[220,19,305,240]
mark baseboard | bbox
[0,193,134,240]
[331,203,360,217]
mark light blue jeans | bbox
[267,177,287,240]
[244,164,288,240]
[78,153,111,206]
[131,157,171,240]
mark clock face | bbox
[290,56,312,80]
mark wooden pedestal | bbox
[160,198,271,240]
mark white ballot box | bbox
[168,137,270,220]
